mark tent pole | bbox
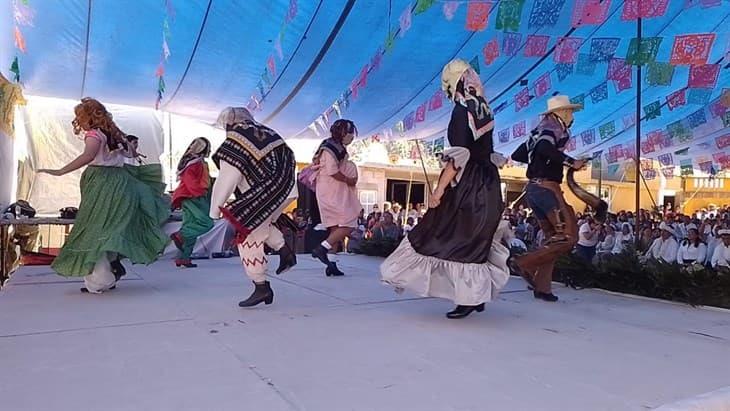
[168,113,173,190]
[413,139,432,195]
[634,12,643,244]
[404,169,413,227]
[597,158,603,203]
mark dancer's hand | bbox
[429,188,443,208]
[346,177,357,187]
[571,159,587,170]
[38,169,63,176]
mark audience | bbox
[287,198,729,269]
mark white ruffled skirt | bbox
[380,237,510,306]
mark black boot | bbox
[533,291,559,302]
[446,303,485,319]
[325,262,345,277]
[276,245,297,275]
[111,258,126,281]
[238,281,274,307]
[312,245,331,266]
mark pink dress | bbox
[315,151,362,228]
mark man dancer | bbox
[209,107,297,307]
[510,96,586,302]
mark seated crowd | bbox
[282,200,730,272]
[503,204,730,271]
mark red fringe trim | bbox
[219,206,252,244]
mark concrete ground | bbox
[0,254,728,411]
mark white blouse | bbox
[676,241,707,264]
[647,237,679,262]
[86,129,125,167]
[612,232,634,254]
[711,243,730,268]
[597,234,615,253]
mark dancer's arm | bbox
[209,161,242,219]
[38,136,101,176]
[429,164,458,208]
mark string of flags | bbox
[10,0,35,84]
[155,0,175,109]
[304,0,441,139]
[289,0,730,181]
[348,132,446,168]
[245,0,299,112]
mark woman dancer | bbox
[39,98,169,293]
[381,60,510,319]
[170,138,214,268]
[311,119,362,277]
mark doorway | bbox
[386,179,425,209]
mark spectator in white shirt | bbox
[674,215,693,240]
[403,217,416,236]
[612,223,635,254]
[597,225,615,255]
[710,229,730,269]
[646,222,679,263]
[676,228,707,266]
[576,217,600,262]
[535,228,545,249]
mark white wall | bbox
[21,97,165,214]
[0,128,13,211]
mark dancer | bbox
[381,59,510,319]
[510,95,586,302]
[38,98,169,293]
[310,119,362,277]
[170,137,214,268]
[209,107,297,307]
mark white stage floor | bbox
[1,254,728,411]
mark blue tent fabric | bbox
[2,0,729,163]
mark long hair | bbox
[72,98,127,151]
[687,228,702,248]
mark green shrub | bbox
[555,248,730,309]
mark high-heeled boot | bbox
[325,262,345,277]
[311,245,331,266]
[238,281,274,307]
[276,245,297,275]
[446,303,485,319]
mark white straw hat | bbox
[659,222,675,236]
[542,95,583,115]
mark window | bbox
[359,190,378,215]
[693,178,725,189]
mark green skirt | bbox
[51,165,170,277]
[177,195,214,259]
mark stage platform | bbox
[1,254,728,411]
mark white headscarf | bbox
[215,107,255,129]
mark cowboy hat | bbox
[542,95,583,115]
[659,222,676,235]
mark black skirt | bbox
[408,160,503,264]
